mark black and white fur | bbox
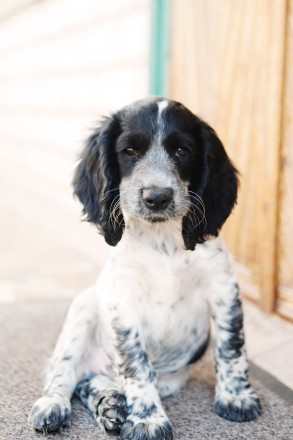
[28,98,261,439]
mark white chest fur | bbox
[96,219,232,374]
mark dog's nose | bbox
[142,187,173,211]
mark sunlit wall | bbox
[0,0,151,302]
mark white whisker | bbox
[100,187,120,202]
[187,192,207,229]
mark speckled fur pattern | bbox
[28,98,261,439]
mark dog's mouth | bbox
[140,208,180,223]
[145,216,169,223]
[135,201,187,224]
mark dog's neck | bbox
[122,217,186,252]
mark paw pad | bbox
[96,389,128,436]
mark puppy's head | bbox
[73,97,238,250]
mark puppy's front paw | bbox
[214,389,261,422]
[28,395,71,433]
[96,389,128,436]
[121,416,173,440]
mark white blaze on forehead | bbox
[157,99,169,116]
[157,100,169,140]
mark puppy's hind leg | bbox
[75,373,128,436]
[28,287,96,433]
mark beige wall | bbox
[0,0,150,302]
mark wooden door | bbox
[168,0,291,318]
[277,0,293,319]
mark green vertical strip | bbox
[149,0,171,96]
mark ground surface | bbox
[0,299,292,440]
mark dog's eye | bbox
[124,147,138,157]
[175,147,189,158]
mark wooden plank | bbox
[168,0,287,312]
[277,0,293,320]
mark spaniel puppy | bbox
[28,98,261,439]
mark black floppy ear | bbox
[72,115,124,246]
[182,122,238,250]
